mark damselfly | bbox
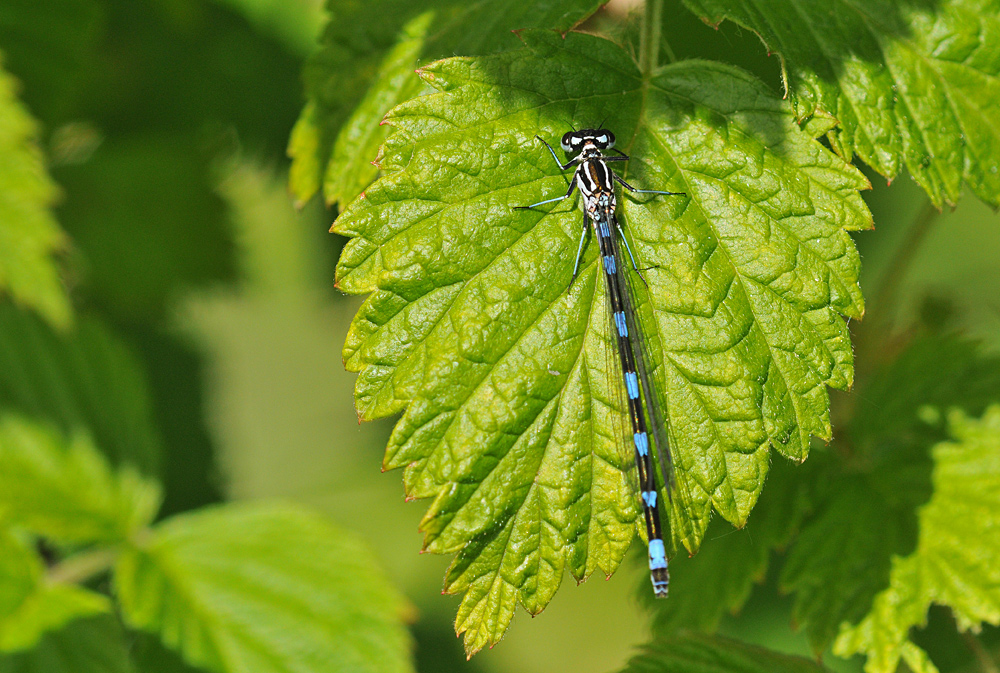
[514,129,684,597]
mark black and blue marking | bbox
[514,128,685,598]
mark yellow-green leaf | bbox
[834,405,1000,673]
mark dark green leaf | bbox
[115,502,413,673]
[0,615,134,673]
[335,31,868,652]
[0,415,160,544]
[778,332,1000,651]
[289,0,605,204]
[834,406,1000,673]
[0,0,101,125]
[0,304,162,475]
[681,0,1000,207]
[650,458,810,633]
[850,333,1000,457]
[0,57,70,328]
[620,632,832,673]
[319,12,433,208]
[779,474,913,652]
[54,135,234,322]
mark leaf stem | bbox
[964,632,1000,673]
[870,197,940,323]
[47,547,118,585]
[639,0,664,77]
[852,196,940,374]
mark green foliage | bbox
[0,411,413,673]
[835,405,1000,673]
[333,27,869,653]
[649,458,810,633]
[681,0,1000,208]
[0,503,110,654]
[289,0,604,205]
[621,632,832,673]
[54,135,234,322]
[1,0,1000,672]
[652,332,1000,658]
[0,616,134,673]
[0,415,160,543]
[0,305,163,475]
[115,502,413,673]
[0,58,70,328]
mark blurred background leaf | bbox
[115,501,414,673]
[621,632,833,673]
[0,415,160,544]
[835,405,1000,673]
[0,615,134,673]
[0,529,109,653]
[0,58,70,328]
[0,306,162,475]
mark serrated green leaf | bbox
[0,530,35,619]
[0,415,161,544]
[776,333,1000,651]
[0,56,70,328]
[680,0,1000,207]
[0,305,162,475]
[620,632,832,673]
[0,530,110,653]
[850,333,1000,456]
[834,405,1000,673]
[114,502,413,673]
[0,615,135,673]
[780,474,914,652]
[289,0,605,204]
[335,30,869,653]
[321,13,433,208]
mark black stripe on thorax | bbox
[577,159,613,198]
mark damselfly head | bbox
[561,128,616,153]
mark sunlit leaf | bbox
[834,405,1000,673]
[0,415,160,544]
[681,0,1000,207]
[289,0,605,204]
[0,57,70,328]
[115,502,413,673]
[0,530,109,653]
[334,30,869,653]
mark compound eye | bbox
[605,131,616,149]
[561,132,574,151]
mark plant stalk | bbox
[639,0,664,77]
[870,198,940,324]
[47,547,118,585]
[964,632,1000,673]
[852,197,940,372]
